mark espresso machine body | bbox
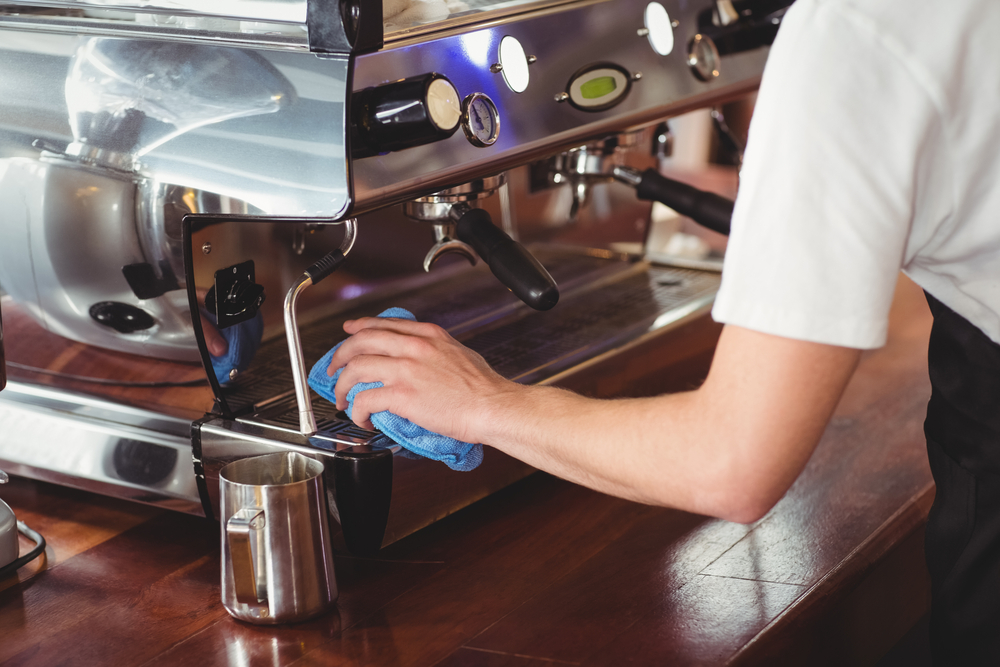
[0,0,776,552]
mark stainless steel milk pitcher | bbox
[220,451,337,624]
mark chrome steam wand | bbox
[284,218,357,436]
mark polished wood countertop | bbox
[0,275,934,666]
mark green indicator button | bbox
[580,75,617,99]
[566,64,632,111]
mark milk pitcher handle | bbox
[226,508,265,605]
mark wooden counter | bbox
[0,275,934,666]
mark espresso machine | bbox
[0,0,786,554]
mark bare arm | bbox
[329,319,861,523]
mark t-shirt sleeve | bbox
[712,0,939,349]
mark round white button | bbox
[644,2,675,56]
[426,77,461,131]
[498,35,530,93]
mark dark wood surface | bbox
[0,275,934,666]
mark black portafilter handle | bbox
[453,205,560,311]
[615,167,733,236]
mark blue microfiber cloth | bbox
[207,310,264,385]
[308,307,483,472]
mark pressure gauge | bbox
[461,93,500,147]
[687,34,721,81]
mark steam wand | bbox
[284,218,358,436]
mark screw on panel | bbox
[202,242,212,254]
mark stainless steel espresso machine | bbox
[0,0,786,554]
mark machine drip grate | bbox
[222,253,718,427]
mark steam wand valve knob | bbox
[284,218,358,436]
[451,203,559,311]
[613,166,733,236]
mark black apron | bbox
[924,293,1000,664]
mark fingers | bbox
[327,318,429,377]
[346,384,401,431]
[327,321,449,377]
[342,316,448,338]
[196,289,229,357]
[324,315,480,436]
[200,314,229,357]
[333,352,413,411]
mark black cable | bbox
[6,361,207,387]
[0,521,46,579]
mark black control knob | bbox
[206,260,266,329]
[89,301,156,334]
[352,73,462,156]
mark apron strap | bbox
[923,292,1000,664]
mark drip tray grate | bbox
[228,253,719,434]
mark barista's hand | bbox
[327,317,516,442]
[200,314,229,358]
[195,288,229,358]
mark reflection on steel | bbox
[0,32,349,359]
[66,38,296,160]
[0,382,202,513]
[2,0,310,24]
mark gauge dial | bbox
[461,93,500,147]
[687,34,721,81]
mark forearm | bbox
[329,318,860,523]
[474,327,861,522]
[474,385,762,520]
[476,386,717,511]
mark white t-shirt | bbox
[712,0,1000,349]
